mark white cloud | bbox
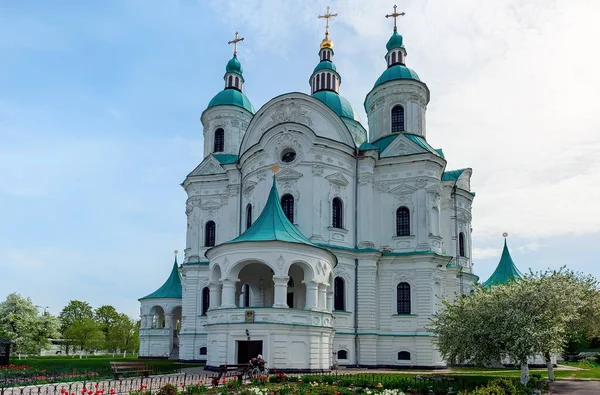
[516,242,542,252]
[472,247,501,260]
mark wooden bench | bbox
[110,362,150,379]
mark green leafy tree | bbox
[94,305,120,349]
[59,300,94,354]
[106,314,139,353]
[64,317,104,353]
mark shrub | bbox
[462,378,529,395]
[157,384,178,395]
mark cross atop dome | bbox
[228,31,244,56]
[318,6,338,49]
[385,5,405,32]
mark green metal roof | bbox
[442,169,467,181]
[386,31,404,51]
[435,148,445,158]
[213,153,238,165]
[360,133,443,159]
[313,60,337,73]
[207,89,255,113]
[140,259,182,300]
[374,65,421,88]
[483,240,523,288]
[404,133,444,158]
[226,176,315,246]
[226,55,243,75]
[312,90,361,122]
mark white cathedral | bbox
[138,8,478,371]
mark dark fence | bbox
[0,364,183,391]
[0,370,496,395]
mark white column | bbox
[221,279,237,308]
[327,290,334,312]
[272,276,289,308]
[318,284,327,310]
[209,282,222,310]
[304,281,319,310]
[165,313,173,330]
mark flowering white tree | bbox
[429,268,600,385]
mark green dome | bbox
[226,55,243,74]
[312,90,361,122]
[207,89,255,113]
[386,31,404,51]
[313,60,337,73]
[374,65,420,88]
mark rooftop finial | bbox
[502,232,508,238]
[271,164,280,174]
[318,6,338,49]
[385,4,405,32]
[228,31,245,56]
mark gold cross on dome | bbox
[228,31,245,56]
[385,5,405,32]
[318,6,338,37]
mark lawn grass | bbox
[6,355,189,377]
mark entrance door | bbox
[237,340,263,364]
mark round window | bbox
[281,149,297,163]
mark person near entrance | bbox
[249,354,267,376]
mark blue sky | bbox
[1,0,599,318]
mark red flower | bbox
[82,388,88,394]
[94,384,99,389]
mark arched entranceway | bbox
[235,262,275,307]
[149,306,165,328]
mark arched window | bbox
[391,105,405,133]
[327,73,331,90]
[199,346,207,356]
[205,221,216,247]
[227,75,232,87]
[397,282,411,314]
[396,207,410,236]
[391,52,397,64]
[242,283,250,307]
[334,277,345,311]
[397,351,411,361]
[316,74,320,91]
[337,350,348,360]
[235,76,239,89]
[213,128,224,153]
[281,194,294,223]
[332,198,343,229]
[201,287,210,316]
[246,204,252,230]
[398,52,403,64]
[459,232,466,257]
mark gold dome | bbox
[320,33,334,49]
